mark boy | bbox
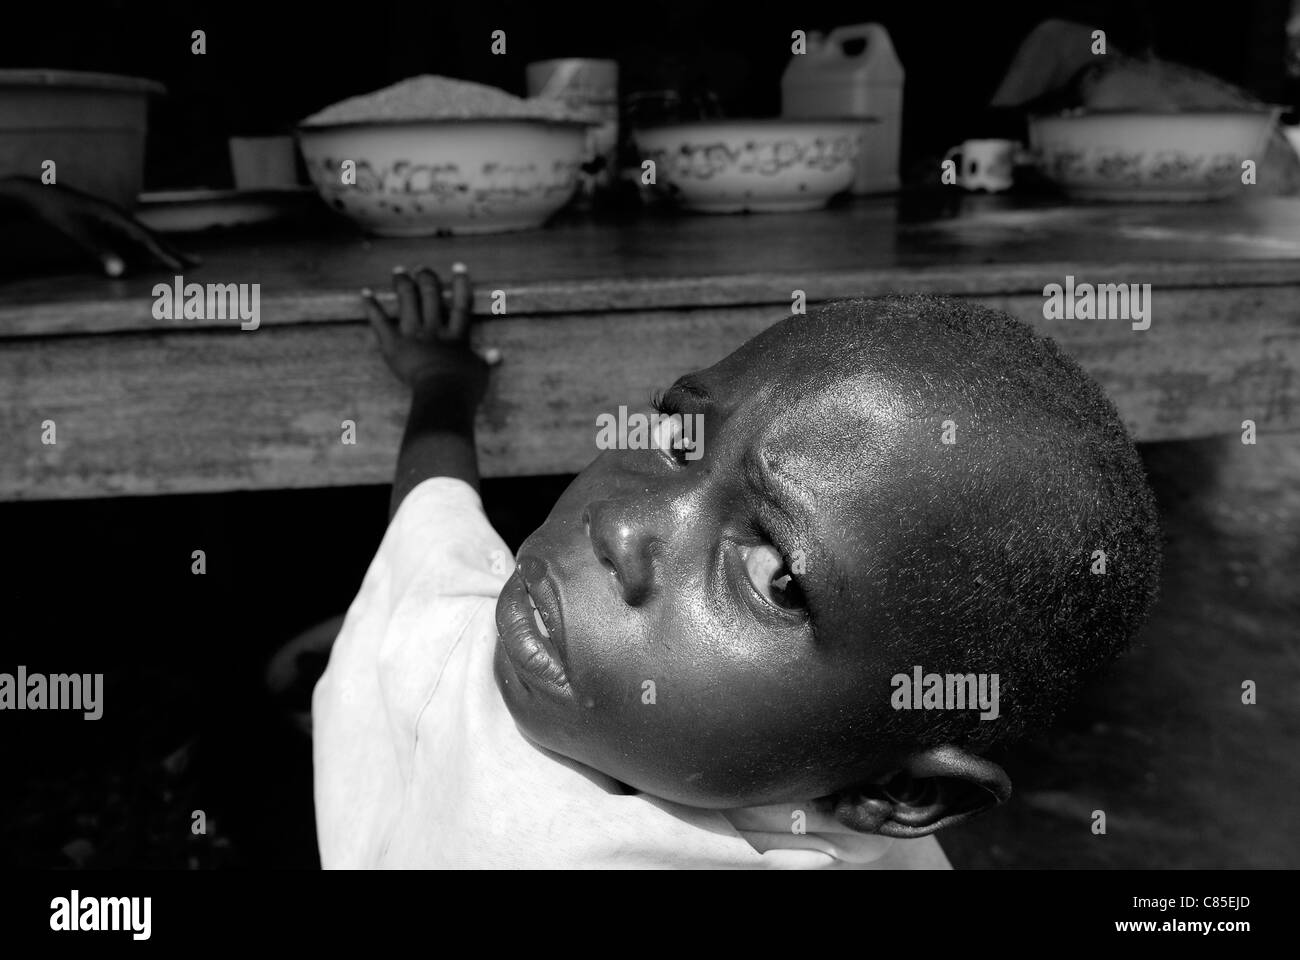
[312,264,1161,869]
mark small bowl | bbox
[632,119,865,213]
[297,118,590,236]
[1027,109,1281,201]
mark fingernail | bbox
[102,255,125,278]
[360,287,373,297]
[482,347,503,366]
[452,262,467,274]
[392,265,407,275]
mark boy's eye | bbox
[651,415,684,452]
[648,401,698,466]
[740,544,806,611]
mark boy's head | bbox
[494,295,1161,835]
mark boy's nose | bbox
[583,500,658,606]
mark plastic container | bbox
[0,69,165,209]
[526,59,619,201]
[229,136,300,190]
[781,23,904,194]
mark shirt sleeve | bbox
[313,477,511,867]
[382,477,513,607]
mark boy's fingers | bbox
[392,267,421,337]
[45,209,145,277]
[93,209,195,272]
[116,215,192,269]
[447,262,471,339]
[6,178,198,276]
[413,268,445,338]
[46,219,120,276]
[361,289,396,346]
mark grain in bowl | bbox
[297,75,593,236]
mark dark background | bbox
[0,0,1295,188]
[1,0,1298,869]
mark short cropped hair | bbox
[810,296,1162,751]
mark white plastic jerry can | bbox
[781,23,905,194]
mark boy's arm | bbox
[361,264,496,520]
[392,379,480,506]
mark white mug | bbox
[943,139,1018,192]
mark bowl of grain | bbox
[297,75,593,236]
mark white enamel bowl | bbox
[297,118,590,236]
[632,119,865,213]
[1028,109,1281,201]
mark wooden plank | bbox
[4,195,1300,337]
[2,286,1297,501]
[3,261,1300,339]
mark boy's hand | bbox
[361,263,499,403]
[0,175,195,277]
[365,263,499,508]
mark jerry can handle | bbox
[823,22,888,57]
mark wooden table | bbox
[2,193,1299,501]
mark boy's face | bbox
[494,321,938,807]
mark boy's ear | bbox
[830,745,1011,838]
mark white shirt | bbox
[313,477,951,869]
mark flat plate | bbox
[135,188,316,232]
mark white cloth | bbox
[313,477,951,870]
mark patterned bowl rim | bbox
[1029,106,1285,120]
[633,118,878,134]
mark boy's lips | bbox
[496,555,570,694]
